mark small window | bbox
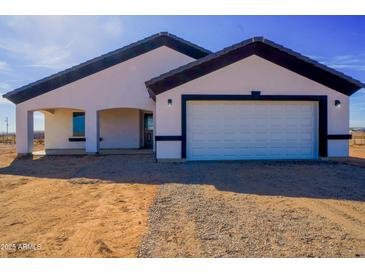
[146,115,153,130]
[73,112,85,137]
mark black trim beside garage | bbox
[327,134,352,140]
[155,135,182,141]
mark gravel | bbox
[138,182,365,257]
[137,159,365,257]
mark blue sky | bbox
[0,16,364,133]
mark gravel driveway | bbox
[136,160,365,258]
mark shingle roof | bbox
[146,37,365,98]
[3,32,212,104]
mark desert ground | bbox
[0,144,157,257]
[0,143,365,257]
[350,145,365,159]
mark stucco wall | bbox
[155,55,350,158]
[16,46,195,153]
[44,108,147,149]
[99,108,140,149]
[44,108,85,150]
[17,46,195,112]
[328,140,349,157]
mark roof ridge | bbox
[146,36,364,97]
[146,37,255,86]
[259,38,365,88]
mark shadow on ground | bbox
[1,154,365,202]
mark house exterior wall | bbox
[16,46,194,112]
[328,140,349,157]
[99,108,140,149]
[44,108,85,150]
[155,55,349,159]
[15,46,195,153]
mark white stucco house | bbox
[3,32,364,160]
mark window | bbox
[146,115,153,130]
[73,112,85,137]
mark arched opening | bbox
[32,111,45,153]
[31,107,86,155]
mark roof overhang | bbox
[146,37,365,99]
[2,32,211,104]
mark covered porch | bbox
[17,107,154,156]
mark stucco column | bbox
[16,106,34,156]
[85,109,100,154]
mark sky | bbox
[0,16,364,133]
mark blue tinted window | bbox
[146,115,153,130]
[73,112,85,136]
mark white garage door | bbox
[187,101,318,160]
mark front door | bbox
[144,114,153,148]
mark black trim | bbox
[155,135,182,141]
[3,32,211,104]
[327,134,352,140]
[181,94,328,159]
[146,37,364,97]
[69,137,86,142]
[251,91,261,98]
[69,137,103,142]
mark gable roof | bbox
[146,37,365,98]
[3,32,211,104]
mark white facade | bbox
[155,55,349,159]
[9,37,359,160]
[99,108,141,149]
[15,46,195,154]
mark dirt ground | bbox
[0,143,365,257]
[350,145,365,159]
[0,144,157,257]
[332,145,365,168]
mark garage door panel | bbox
[187,100,318,160]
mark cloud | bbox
[0,82,13,105]
[0,16,124,70]
[0,38,75,70]
[0,61,10,71]
[0,96,12,105]
[0,97,11,105]
[320,54,365,72]
[0,82,11,91]
[330,64,365,71]
[101,17,123,38]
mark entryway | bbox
[144,113,153,148]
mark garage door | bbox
[187,101,318,160]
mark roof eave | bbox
[146,38,365,97]
[3,32,211,105]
